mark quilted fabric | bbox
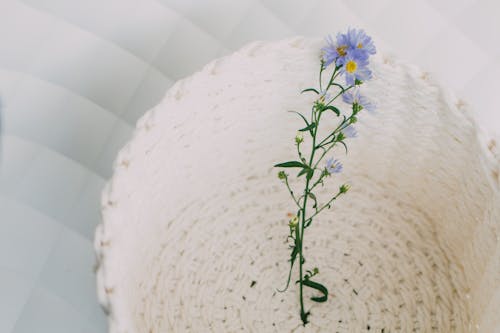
[0,1,499,332]
[96,37,500,332]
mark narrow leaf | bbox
[287,111,310,128]
[297,167,309,177]
[301,88,320,95]
[274,161,306,168]
[324,105,340,116]
[299,122,316,132]
[339,141,348,154]
[330,82,346,93]
[303,279,328,302]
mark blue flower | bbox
[322,29,376,68]
[339,53,372,85]
[321,35,341,67]
[342,125,357,138]
[342,88,376,112]
[343,28,376,60]
[326,158,343,174]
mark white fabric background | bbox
[0,0,498,332]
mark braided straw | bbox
[94,37,500,333]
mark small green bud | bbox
[313,267,319,275]
[314,100,326,111]
[295,132,304,144]
[353,103,363,114]
[278,171,287,180]
[289,215,299,228]
[336,132,345,141]
[350,116,357,124]
[339,184,350,193]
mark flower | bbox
[339,53,372,85]
[321,35,341,67]
[326,158,343,174]
[343,125,357,138]
[342,28,376,60]
[322,28,376,68]
[342,88,376,113]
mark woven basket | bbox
[95,37,500,333]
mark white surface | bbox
[96,37,500,332]
[0,0,499,332]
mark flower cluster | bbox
[274,29,376,326]
[322,28,376,85]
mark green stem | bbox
[304,191,342,226]
[319,62,325,92]
[285,176,301,208]
[298,105,322,326]
[316,111,355,149]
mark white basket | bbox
[95,37,500,333]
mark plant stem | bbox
[305,192,342,226]
[298,105,322,325]
[285,176,301,208]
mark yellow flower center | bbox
[336,45,347,56]
[357,43,363,49]
[346,60,357,73]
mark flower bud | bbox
[289,215,299,228]
[295,132,304,144]
[350,116,357,124]
[313,267,319,274]
[336,132,345,141]
[314,100,326,111]
[278,171,287,180]
[339,184,350,193]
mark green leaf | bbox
[323,105,340,116]
[306,168,314,180]
[299,122,316,132]
[339,141,348,154]
[277,228,300,293]
[287,111,310,128]
[330,82,346,93]
[301,88,320,95]
[303,279,328,302]
[297,168,309,178]
[274,161,306,168]
[308,192,318,210]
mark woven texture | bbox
[95,37,500,333]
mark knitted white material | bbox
[94,37,500,333]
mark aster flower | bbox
[342,88,376,113]
[342,125,358,138]
[343,28,376,60]
[325,158,343,174]
[321,35,341,67]
[339,53,372,85]
[276,29,377,326]
[322,28,376,68]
